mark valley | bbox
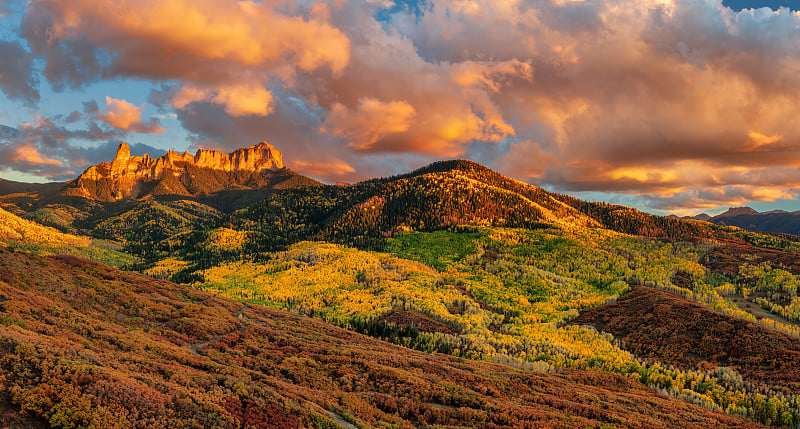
[1,143,800,427]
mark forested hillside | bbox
[0,207,132,267]
[574,286,800,396]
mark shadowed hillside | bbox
[574,285,800,397]
[0,179,64,197]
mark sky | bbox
[0,0,799,216]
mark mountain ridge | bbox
[63,141,290,201]
[683,206,800,236]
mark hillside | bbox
[0,206,133,267]
[574,286,800,397]
[685,207,800,237]
[0,179,64,197]
[0,248,761,428]
[233,159,729,255]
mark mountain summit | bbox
[60,141,313,202]
[716,206,759,218]
[95,141,283,181]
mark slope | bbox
[234,159,732,256]
[0,206,133,267]
[0,179,64,197]
[0,247,761,428]
[234,160,600,252]
[573,285,800,397]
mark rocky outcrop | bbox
[67,141,290,201]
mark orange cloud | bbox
[326,98,416,149]
[11,143,62,166]
[97,97,165,133]
[23,0,350,116]
[173,83,274,116]
[291,160,356,178]
[34,0,349,72]
[746,131,784,150]
[451,59,532,92]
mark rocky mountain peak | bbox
[70,141,289,201]
[114,143,131,161]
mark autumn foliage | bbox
[0,248,762,428]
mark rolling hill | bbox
[0,248,761,428]
[232,159,728,254]
[0,179,64,197]
[0,206,133,267]
[573,285,800,397]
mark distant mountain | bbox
[683,206,800,236]
[0,142,322,262]
[60,141,319,202]
[0,179,64,196]
[716,207,758,218]
[0,248,756,428]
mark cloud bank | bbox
[3,0,800,211]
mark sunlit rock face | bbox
[69,142,286,201]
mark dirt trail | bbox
[189,304,251,355]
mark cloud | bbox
[97,97,165,133]
[0,40,39,106]
[497,140,557,179]
[457,0,800,210]
[8,143,62,166]
[640,185,798,212]
[325,98,416,149]
[0,138,71,178]
[304,11,532,156]
[17,115,122,147]
[20,0,350,115]
[291,160,356,178]
[172,83,274,116]
[10,0,800,212]
[0,111,165,180]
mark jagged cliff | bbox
[62,141,315,202]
